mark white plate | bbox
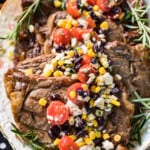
[0,1,150,150]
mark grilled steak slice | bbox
[105,42,150,97]
[4,69,75,144]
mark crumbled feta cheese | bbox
[43,64,53,73]
[80,145,94,150]
[88,113,96,121]
[102,140,114,150]
[82,33,90,41]
[115,74,122,80]
[71,74,78,79]
[66,100,82,116]
[55,53,65,60]
[81,45,88,53]
[103,73,113,85]
[96,75,105,86]
[80,67,91,73]
[78,18,88,28]
[87,73,95,84]
[71,38,77,47]
[94,97,105,109]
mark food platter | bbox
[0,0,150,150]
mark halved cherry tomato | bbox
[52,28,71,46]
[59,136,79,150]
[47,101,69,125]
[66,83,89,104]
[81,55,92,65]
[78,64,95,83]
[97,0,110,12]
[67,0,81,18]
[87,17,96,28]
[71,27,92,41]
[87,0,97,5]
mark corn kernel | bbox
[82,84,88,91]
[77,49,83,55]
[53,138,60,145]
[95,131,101,138]
[89,99,94,107]
[53,70,63,77]
[86,42,93,49]
[72,20,79,27]
[114,134,121,142]
[88,49,95,57]
[111,99,121,107]
[65,20,72,29]
[76,141,85,147]
[119,13,125,20]
[24,68,32,76]
[82,114,88,120]
[91,85,96,93]
[99,67,106,75]
[69,135,76,140]
[51,59,57,68]
[39,98,47,106]
[92,120,98,127]
[93,5,99,11]
[83,10,89,16]
[89,131,96,140]
[103,133,110,140]
[54,0,62,8]
[87,127,92,132]
[57,19,67,28]
[69,91,76,99]
[95,86,101,93]
[84,138,93,145]
[69,116,75,125]
[68,51,75,57]
[58,60,64,66]
[43,69,53,77]
[100,21,109,30]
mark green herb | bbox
[125,1,150,48]
[129,91,150,145]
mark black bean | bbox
[77,90,88,98]
[90,93,99,100]
[57,66,65,72]
[111,7,121,14]
[110,87,120,94]
[91,57,99,64]
[75,63,81,71]
[97,117,105,126]
[76,130,88,138]
[94,43,104,53]
[90,12,104,23]
[74,57,82,65]
[75,117,86,129]
[76,0,81,9]
[56,46,66,51]
[94,138,102,146]
[50,93,61,100]
[84,102,94,113]
[87,6,92,11]
[48,126,60,139]
[61,122,71,134]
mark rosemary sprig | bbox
[7,0,41,41]
[125,1,150,48]
[129,91,150,145]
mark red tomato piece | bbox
[47,101,69,125]
[97,0,110,12]
[78,64,95,83]
[81,55,92,65]
[52,28,71,46]
[59,136,79,150]
[67,0,81,18]
[87,0,97,5]
[71,27,92,41]
[87,17,96,28]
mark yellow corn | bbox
[83,10,89,16]
[43,69,53,77]
[39,98,47,106]
[76,141,85,147]
[111,99,121,107]
[92,120,98,127]
[95,86,101,93]
[69,135,76,140]
[77,49,83,55]
[53,70,63,77]
[57,19,67,28]
[82,84,88,91]
[93,5,99,11]
[87,49,95,57]
[58,60,64,66]
[65,19,72,29]
[114,134,121,142]
[53,138,60,146]
[91,85,96,93]
[99,67,106,75]
[54,0,62,8]
[82,114,88,120]
[89,131,96,140]
[51,59,57,68]
[84,138,93,145]
[69,91,76,99]
[103,133,110,140]
[86,42,93,49]
[72,20,79,27]
[100,21,109,30]
[89,99,94,107]
[87,127,92,132]
[68,51,75,57]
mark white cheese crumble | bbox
[94,97,105,109]
[103,73,113,85]
[71,38,77,47]
[80,145,94,150]
[78,18,88,28]
[102,140,114,150]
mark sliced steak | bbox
[4,69,75,144]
